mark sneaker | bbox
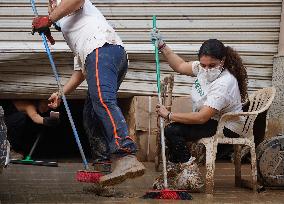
[10,149,24,160]
[99,155,145,186]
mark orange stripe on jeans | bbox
[95,48,120,146]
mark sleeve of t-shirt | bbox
[191,61,200,76]
[204,84,229,111]
[74,55,82,71]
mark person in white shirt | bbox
[151,30,248,191]
[32,0,145,186]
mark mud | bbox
[1,162,284,203]
[83,184,137,198]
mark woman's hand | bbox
[156,104,170,119]
[48,92,62,109]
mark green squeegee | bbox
[10,131,58,167]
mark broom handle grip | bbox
[153,15,168,189]
[30,0,89,170]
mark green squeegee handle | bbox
[152,15,168,189]
[21,132,41,162]
[152,15,161,97]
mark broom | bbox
[142,16,192,200]
[30,0,102,183]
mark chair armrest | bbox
[216,111,259,135]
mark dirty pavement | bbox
[0,162,284,203]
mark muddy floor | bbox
[0,162,283,203]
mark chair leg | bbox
[205,141,217,194]
[250,144,258,191]
[234,144,242,187]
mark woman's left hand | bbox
[156,104,169,119]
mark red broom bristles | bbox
[76,170,103,183]
[142,189,192,200]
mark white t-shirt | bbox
[56,0,123,72]
[191,61,244,134]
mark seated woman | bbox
[151,30,248,191]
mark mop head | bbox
[76,170,103,183]
[142,189,192,200]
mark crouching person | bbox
[0,100,60,160]
[151,29,248,192]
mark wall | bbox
[267,1,284,137]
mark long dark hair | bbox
[198,39,248,102]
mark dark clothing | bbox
[165,119,239,163]
[0,100,41,153]
[0,100,18,116]
[5,112,41,153]
[83,44,136,163]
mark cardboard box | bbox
[120,96,192,161]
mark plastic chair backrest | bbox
[241,87,276,136]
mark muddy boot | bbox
[99,155,145,186]
[93,161,112,175]
[174,157,204,192]
[152,161,179,190]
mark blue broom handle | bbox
[30,0,89,170]
[152,15,168,189]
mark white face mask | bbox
[199,64,223,82]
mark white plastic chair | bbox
[198,87,276,194]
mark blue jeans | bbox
[83,44,137,163]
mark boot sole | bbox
[99,166,145,186]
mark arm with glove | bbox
[32,0,85,44]
[13,100,60,127]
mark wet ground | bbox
[0,161,284,204]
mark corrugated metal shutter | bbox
[0,0,281,98]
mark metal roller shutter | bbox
[0,0,282,98]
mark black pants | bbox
[5,112,41,153]
[165,119,239,163]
